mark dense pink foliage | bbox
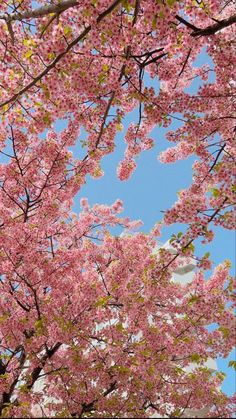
[0,0,235,417]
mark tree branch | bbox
[191,13,236,36]
[176,13,236,37]
[178,48,192,77]
[175,15,199,32]
[132,0,140,27]
[0,0,79,22]
[27,342,62,390]
[140,52,167,68]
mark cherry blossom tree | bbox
[0,0,235,417]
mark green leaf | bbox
[228,360,236,370]
[101,32,107,45]
[216,371,226,380]
[102,64,109,72]
[190,353,201,363]
[98,72,106,84]
[210,188,220,198]
[95,295,111,307]
[172,409,181,417]
[166,0,176,6]
[218,326,230,338]
[35,319,44,335]
[188,242,195,253]
[188,295,200,305]
[116,323,124,331]
[41,84,50,99]
[141,348,151,357]
[214,162,222,172]
[0,313,9,323]
[43,113,52,125]
[63,26,72,36]
[152,15,157,29]
[146,380,154,390]
[116,123,123,132]
[122,0,131,12]
[24,50,33,59]
[197,0,205,9]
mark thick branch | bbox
[0,0,79,22]
[191,13,236,36]
[141,52,167,68]
[132,0,140,27]
[27,342,62,390]
[176,13,236,37]
[175,15,199,32]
